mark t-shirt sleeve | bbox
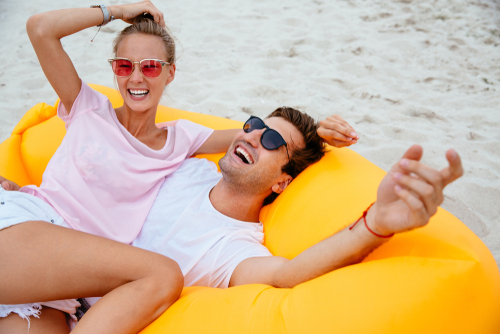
[209,231,272,289]
[57,80,109,126]
[174,119,215,157]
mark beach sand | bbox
[0,0,499,266]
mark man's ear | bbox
[271,175,292,194]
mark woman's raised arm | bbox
[26,1,165,113]
[26,8,104,112]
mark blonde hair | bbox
[112,14,176,64]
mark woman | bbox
[0,1,358,333]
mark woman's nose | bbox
[129,63,143,82]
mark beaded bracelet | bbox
[349,203,394,238]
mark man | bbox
[131,106,464,289]
[0,107,463,290]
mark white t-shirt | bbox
[132,158,272,288]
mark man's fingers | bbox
[319,117,358,139]
[393,173,440,215]
[394,186,429,227]
[398,148,463,190]
[397,159,444,193]
[329,139,357,148]
[440,149,464,187]
[389,145,423,174]
[319,119,352,138]
[401,144,423,161]
[317,127,352,142]
[392,147,462,215]
[331,114,345,121]
[331,115,356,134]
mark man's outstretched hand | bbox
[368,145,464,236]
[0,176,20,191]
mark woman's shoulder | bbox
[58,81,114,123]
[79,81,113,112]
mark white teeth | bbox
[236,147,254,164]
[129,89,149,96]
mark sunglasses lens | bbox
[140,60,163,78]
[112,59,133,76]
[243,117,265,133]
[262,130,285,150]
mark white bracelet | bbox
[90,4,114,27]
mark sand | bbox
[0,0,498,267]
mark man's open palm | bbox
[371,145,464,236]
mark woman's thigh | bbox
[0,307,69,334]
[0,221,179,304]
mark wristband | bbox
[349,203,394,238]
[90,5,114,27]
[90,5,115,42]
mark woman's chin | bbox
[123,95,157,113]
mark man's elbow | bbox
[272,278,296,289]
[270,262,299,289]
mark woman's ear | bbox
[166,63,176,86]
[271,176,292,194]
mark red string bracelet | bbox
[349,203,394,238]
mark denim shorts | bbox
[0,186,81,329]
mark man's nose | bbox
[244,128,265,148]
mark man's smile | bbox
[234,145,254,165]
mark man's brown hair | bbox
[263,107,327,206]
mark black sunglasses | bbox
[243,116,290,162]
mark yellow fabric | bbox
[1,84,499,334]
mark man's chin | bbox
[219,155,240,176]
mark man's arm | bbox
[229,213,385,288]
[230,145,463,288]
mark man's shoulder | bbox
[177,158,220,177]
[163,158,221,189]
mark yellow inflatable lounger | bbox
[1,84,499,334]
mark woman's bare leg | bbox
[0,221,183,334]
[0,307,69,334]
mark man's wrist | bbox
[365,203,394,237]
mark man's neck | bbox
[209,179,266,223]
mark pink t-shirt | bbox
[21,81,214,244]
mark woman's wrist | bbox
[107,5,122,20]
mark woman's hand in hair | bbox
[317,115,358,148]
[109,1,165,26]
[0,176,20,191]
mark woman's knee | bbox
[145,255,184,303]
